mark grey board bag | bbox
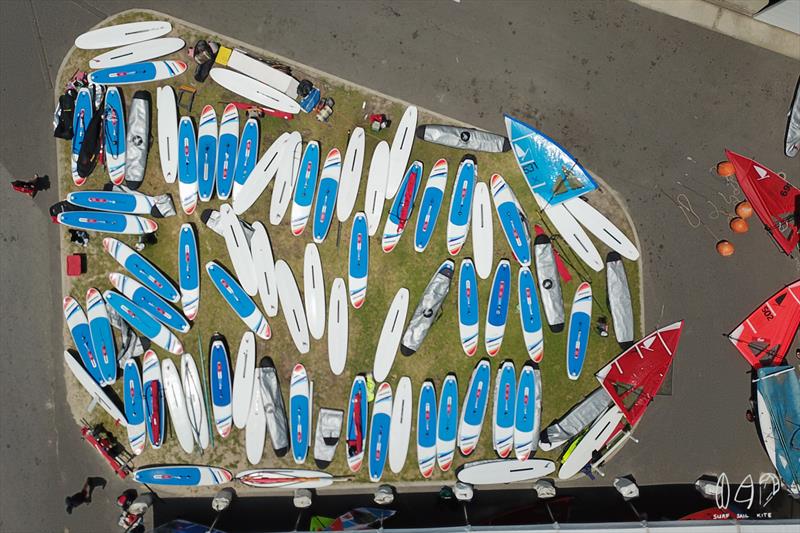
[534,234,564,333]
[400,259,455,356]
[260,357,289,456]
[606,252,634,346]
[125,90,151,190]
[313,408,343,469]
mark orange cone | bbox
[735,201,753,219]
[730,217,749,233]
[716,161,735,177]
[716,240,735,256]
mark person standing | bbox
[11,174,41,198]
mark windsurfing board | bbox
[372,288,410,382]
[157,85,178,184]
[337,127,365,223]
[90,37,185,69]
[232,131,290,214]
[364,140,390,235]
[558,405,625,479]
[231,331,256,429]
[251,222,279,317]
[75,21,172,49]
[181,353,210,450]
[388,376,412,474]
[275,259,310,354]
[458,458,556,485]
[386,106,417,199]
[63,350,126,426]
[269,131,302,225]
[303,243,326,341]
[210,68,301,114]
[161,358,195,453]
[219,203,258,296]
[328,278,349,376]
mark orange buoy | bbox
[735,201,753,219]
[730,217,748,233]
[716,240,735,256]
[716,161,735,177]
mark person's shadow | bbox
[34,174,51,191]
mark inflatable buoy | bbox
[730,217,748,233]
[716,161,735,177]
[735,201,753,219]
[716,240,735,256]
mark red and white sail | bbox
[595,321,684,426]
[729,280,800,368]
[726,150,799,255]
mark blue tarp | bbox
[755,365,800,499]
[504,114,598,206]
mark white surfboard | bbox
[471,182,494,279]
[303,243,326,341]
[181,353,210,450]
[89,37,185,69]
[269,131,302,225]
[246,363,267,464]
[251,222,279,317]
[364,141,390,235]
[63,350,126,426]
[534,192,603,272]
[458,458,556,485]
[210,68,301,114]
[75,21,172,50]
[388,376,413,474]
[161,358,195,454]
[337,127,366,222]
[372,288,410,382]
[327,278,348,376]
[558,405,625,479]
[275,260,311,354]
[562,197,640,261]
[231,332,256,429]
[386,106,417,199]
[233,131,291,214]
[217,47,300,96]
[219,203,258,296]
[157,86,178,183]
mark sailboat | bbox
[728,280,800,368]
[753,365,800,499]
[595,321,685,427]
[725,150,799,256]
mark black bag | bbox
[77,108,102,178]
[297,79,313,98]
[195,59,214,82]
[54,91,75,140]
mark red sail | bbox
[595,321,684,426]
[729,280,800,368]
[726,150,799,255]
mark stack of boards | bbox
[63,21,645,488]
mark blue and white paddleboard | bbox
[381,160,423,253]
[290,141,320,236]
[86,288,117,385]
[490,173,531,266]
[417,380,437,478]
[205,261,271,340]
[348,212,369,309]
[178,116,198,215]
[109,272,190,333]
[446,157,476,255]
[209,335,233,438]
[141,350,165,449]
[492,360,516,458]
[67,190,154,215]
[103,237,179,303]
[63,296,103,385]
[312,148,342,243]
[346,375,369,472]
[71,87,93,186]
[518,266,544,363]
[414,158,448,252]
[197,105,218,202]
[514,364,541,461]
[133,465,233,486]
[290,363,311,464]
[57,211,158,235]
[123,358,146,455]
[566,282,592,380]
[485,259,511,357]
[437,374,458,472]
[103,86,126,185]
[458,258,480,357]
[178,224,200,321]
[458,359,491,456]
[104,290,184,354]
[368,382,392,482]
[88,60,188,85]
[233,118,259,190]
[215,103,239,200]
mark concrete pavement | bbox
[1,1,798,531]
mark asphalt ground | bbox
[1,1,798,532]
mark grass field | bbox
[59,11,641,486]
